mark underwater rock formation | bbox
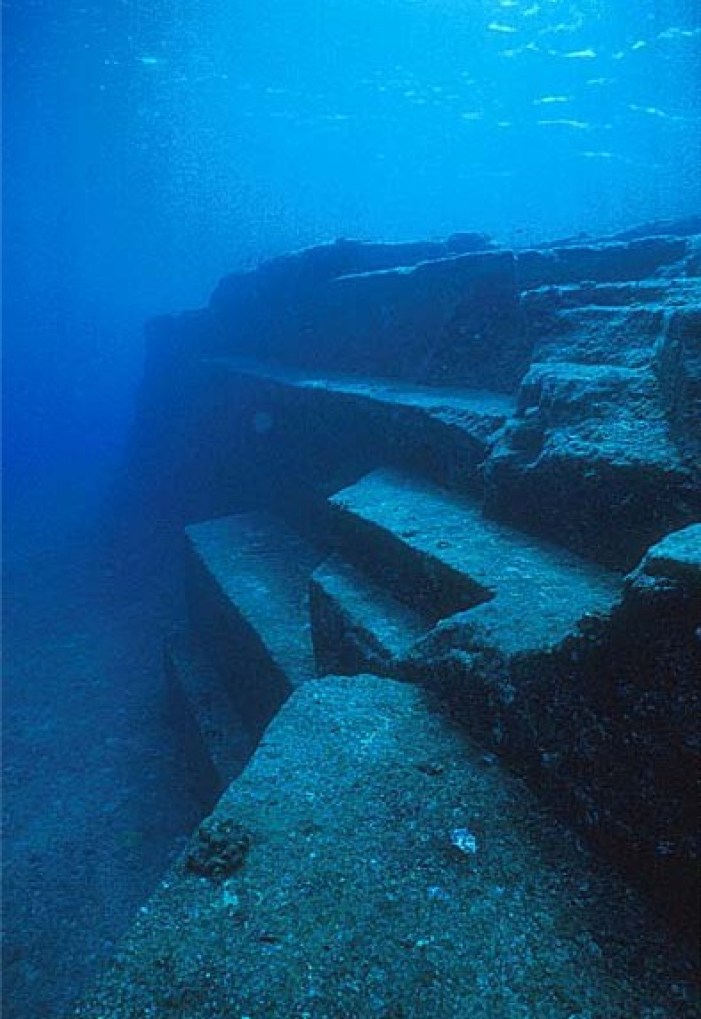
[88,218,701,1014]
[121,219,700,567]
[76,676,699,1018]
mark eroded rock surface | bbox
[75,677,699,1019]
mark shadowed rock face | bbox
[484,278,701,568]
[404,522,701,937]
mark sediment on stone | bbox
[309,554,428,678]
[74,675,700,1019]
[165,632,255,807]
[185,512,322,734]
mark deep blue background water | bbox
[2,2,700,1015]
[4,0,701,510]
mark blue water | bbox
[3,1,700,1015]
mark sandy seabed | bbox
[2,485,203,1019]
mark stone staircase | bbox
[168,443,633,832]
[173,462,623,761]
[89,222,701,1015]
[170,455,699,936]
[161,229,699,936]
[328,467,620,637]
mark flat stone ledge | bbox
[310,554,428,678]
[74,675,699,1019]
[330,468,620,646]
[185,512,322,732]
[630,522,701,585]
[165,632,255,803]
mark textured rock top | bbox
[75,675,698,1018]
[629,523,701,593]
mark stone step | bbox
[211,356,513,496]
[164,632,255,808]
[516,234,692,290]
[521,276,699,312]
[407,525,701,936]
[309,554,428,678]
[329,468,620,649]
[484,358,699,570]
[75,675,700,1019]
[185,511,322,734]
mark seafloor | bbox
[2,485,203,1018]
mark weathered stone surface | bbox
[310,554,427,678]
[165,632,255,806]
[110,219,701,958]
[527,216,701,251]
[405,526,700,937]
[211,233,494,314]
[210,357,512,507]
[655,306,701,462]
[516,235,692,290]
[74,676,699,1019]
[115,225,700,557]
[207,234,695,385]
[608,215,701,242]
[324,251,528,390]
[627,523,701,595]
[484,282,701,568]
[185,512,322,734]
[209,238,511,382]
[329,468,620,636]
